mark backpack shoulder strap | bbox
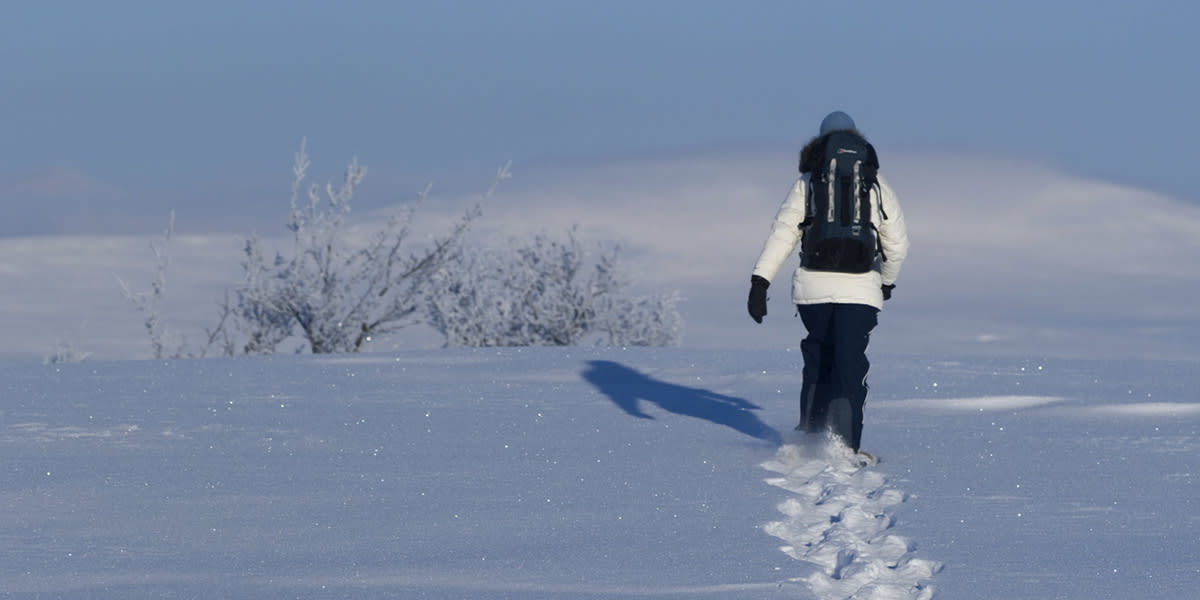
[860,140,885,220]
[799,174,814,228]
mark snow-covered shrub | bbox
[125,139,679,356]
[119,211,187,359]
[221,139,511,354]
[428,229,682,347]
[44,341,92,364]
[124,140,509,357]
[597,291,684,347]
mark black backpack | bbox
[798,130,884,273]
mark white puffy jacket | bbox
[752,173,908,310]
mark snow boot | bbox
[826,396,863,452]
[796,383,833,432]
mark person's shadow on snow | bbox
[582,360,780,445]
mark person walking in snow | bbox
[747,110,909,453]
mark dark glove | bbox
[747,275,770,323]
[882,284,895,301]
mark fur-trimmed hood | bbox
[799,128,873,174]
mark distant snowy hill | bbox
[3,148,1200,362]
[3,348,1197,598]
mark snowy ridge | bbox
[762,435,941,599]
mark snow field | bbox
[2,349,1198,598]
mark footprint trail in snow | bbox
[762,436,941,599]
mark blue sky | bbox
[3,0,1199,232]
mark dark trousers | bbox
[797,303,878,451]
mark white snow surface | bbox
[3,150,1200,597]
[4,348,1198,599]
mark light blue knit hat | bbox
[819,111,856,134]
